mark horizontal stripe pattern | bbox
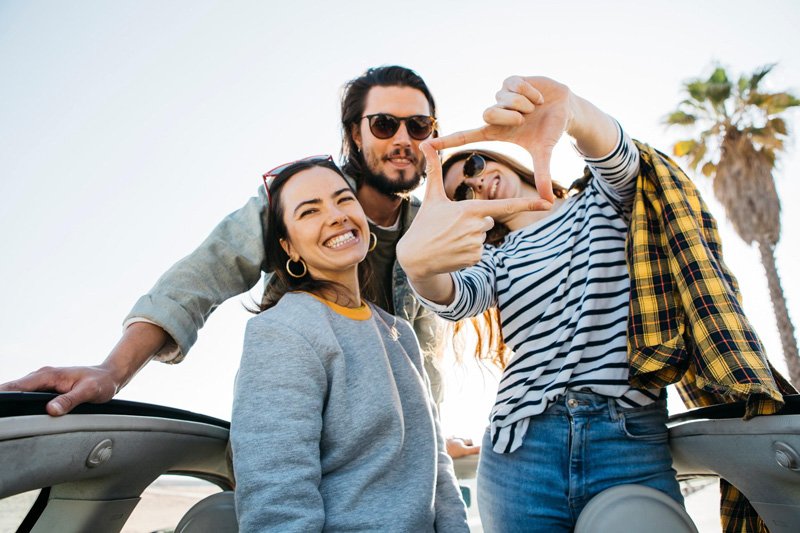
[423,124,659,453]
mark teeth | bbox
[325,231,356,248]
[490,179,499,199]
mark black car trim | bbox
[668,394,800,425]
[0,392,230,429]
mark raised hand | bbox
[396,142,550,304]
[428,76,575,203]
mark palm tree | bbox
[665,63,800,386]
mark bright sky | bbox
[1,1,799,439]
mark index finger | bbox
[464,196,553,219]
[502,76,545,106]
[427,127,489,151]
[419,141,447,201]
[0,368,59,392]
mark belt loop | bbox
[607,397,620,421]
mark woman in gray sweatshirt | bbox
[229,155,468,532]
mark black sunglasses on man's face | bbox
[361,113,436,141]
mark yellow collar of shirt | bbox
[302,291,372,321]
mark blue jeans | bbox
[477,390,682,533]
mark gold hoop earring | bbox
[368,232,377,252]
[286,258,307,278]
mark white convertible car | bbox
[2,392,799,532]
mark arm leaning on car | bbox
[0,322,165,415]
[0,189,271,415]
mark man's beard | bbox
[362,147,424,197]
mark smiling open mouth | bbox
[324,231,358,248]
[385,148,416,167]
[387,156,413,166]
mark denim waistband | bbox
[545,390,666,420]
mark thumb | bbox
[47,379,106,416]
[47,393,76,416]
[530,145,555,203]
[467,196,553,219]
[420,141,448,202]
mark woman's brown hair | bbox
[256,158,373,312]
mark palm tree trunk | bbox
[758,240,800,387]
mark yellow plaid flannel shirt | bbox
[626,141,794,533]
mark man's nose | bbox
[392,121,412,144]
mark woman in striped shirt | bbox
[397,76,684,532]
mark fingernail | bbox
[50,401,64,416]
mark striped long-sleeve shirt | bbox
[419,125,660,454]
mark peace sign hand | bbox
[428,76,574,203]
[396,142,551,305]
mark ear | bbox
[351,123,362,151]
[279,238,296,260]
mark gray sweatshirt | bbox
[230,292,468,532]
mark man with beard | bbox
[2,67,540,461]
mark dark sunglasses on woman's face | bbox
[361,113,437,141]
[454,153,487,200]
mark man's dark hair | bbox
[340,65,437,184]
